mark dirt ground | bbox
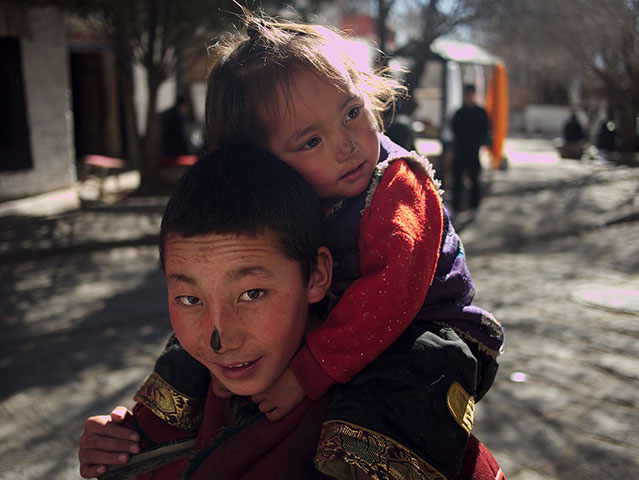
[1,137,637,479]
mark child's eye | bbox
[301,137,321,150]
[239,289,265,301]
[346,106,360,121]
[178,295,201,306]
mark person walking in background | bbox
[452,84,489,217]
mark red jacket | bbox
[291,159,444,398]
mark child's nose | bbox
[337,132,359,161]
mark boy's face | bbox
[164,231,328,397]
[267,70,380,201]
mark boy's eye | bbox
[239,289,265,301]
[301,137,321,150]
[178,295,201,306]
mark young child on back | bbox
[81,10,504,480]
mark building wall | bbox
[523,104,572,137]
[0,5,76,201]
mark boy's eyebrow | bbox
[225,265,274,281]
[168,273,197,285]
[168,266,274,285]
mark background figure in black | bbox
[161,96,191,157]
[560,112,586,159]
[386,116,416,152]
[451,84,488,216]
[596,119,617,152]
[563,112,585,143]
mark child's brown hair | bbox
[205,7,406,151]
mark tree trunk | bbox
[113,34,142,172]
[136,0,171,194]
[617,99,638,163]
[138,69,164,193]
[602,71,639,162]
[400,0,440,115]
[400,41,434,115]
[377,0,392,58]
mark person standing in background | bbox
[452,84,489,217]
[160,96,192,157]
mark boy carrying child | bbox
[80,9,505,480]
[79,145,504,479]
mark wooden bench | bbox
[159,155,198,183]
[160,155,197,167]
[80,155,126,197]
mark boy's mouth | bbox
[228,361,252,369]
[218,356,263,379]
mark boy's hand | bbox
[78,406,140,478]
[251,366,305,421]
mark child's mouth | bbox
[340,162,365,182]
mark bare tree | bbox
[376,0,395,57]
[382,0,488,113]
[477,0,638,159]
[64,0,243,193]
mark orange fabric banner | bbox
[485,63,509,169]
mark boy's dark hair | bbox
[159,144,324,281]
[463,84,476,94]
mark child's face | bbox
[267,70,380,200]
[164,231,327,397]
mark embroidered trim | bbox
[363,151,444,213]
[435,322,503,359]
[134,372,205,432]
[433,314,505,358]
[315,420,447,480]
[446,382,475,436]
[363,169,383,214]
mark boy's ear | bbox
[307,246,332,304]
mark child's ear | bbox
[307,246,332,304]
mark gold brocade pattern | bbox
[446,382,474,436]
[315,420,447,480]
[134,373,204,432]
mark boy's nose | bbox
[210,327,222,352]
[207,307,244,354]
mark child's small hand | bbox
[78,406,140,478]
[251,366,305,421]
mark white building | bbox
[0,3,77,201]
